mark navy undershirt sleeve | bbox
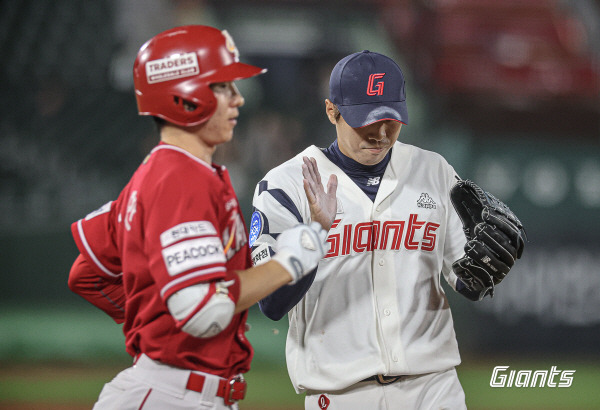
[259,268,317,321]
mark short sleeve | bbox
[441,168,467,290]
[249,167,306,261]
[71,201,122,279]
[142,172,229,302]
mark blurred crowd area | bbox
[1,0,600,354]
[2,0,599,229]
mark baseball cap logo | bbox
[367,73,385,96]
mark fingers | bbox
[302,157,321,199]
[327,174,338,199]
[464,239,510,282]
[482,209,525,258]
[302,156,322,187]
[301,157,338,231]
[302,158,319,203]
[474,223,517,266]
[303,179,316,204]
[303,156,338,200]
[452,255,494,299]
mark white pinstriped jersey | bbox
[251,142,467,393]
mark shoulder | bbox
[150,145,216,175]
[393,142,456,174]
[144,145,218,188]
[391,142,459,189]
[126,145,221,211]
[393,142,451,165]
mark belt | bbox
[362,375,406,385]
[186,373,247,405]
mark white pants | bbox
[305,368,467,410]
[93,354,239,410]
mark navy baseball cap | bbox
[329,50,408,128]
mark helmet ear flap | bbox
[167,83,217,126]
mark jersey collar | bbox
[152,143,220,173]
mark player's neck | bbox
[160,125,215,164]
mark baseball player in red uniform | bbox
[68,25,327,410]
[250,51,524,409]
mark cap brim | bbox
[206,62,267,83]
[337,101,408,128]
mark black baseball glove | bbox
[450,179,526,301]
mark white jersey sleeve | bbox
[249,149,313,263]
[441,168,468,290]
[250,147,324,321]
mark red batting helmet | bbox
[133,25,266,126]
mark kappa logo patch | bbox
[417,193,436,209]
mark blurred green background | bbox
[1,0,600,409]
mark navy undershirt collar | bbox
[322,140,391,202]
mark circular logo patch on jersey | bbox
[248,211,263,247]
[318,394,330,409]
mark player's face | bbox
[197,82,245,146]
[335,115,402,166]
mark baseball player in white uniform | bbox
[250,51,522,409]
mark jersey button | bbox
[378,259,385,266]
[392,355,399,362]
[376,206,381,212]
[384,309,391,316]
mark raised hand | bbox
[302,156,338,230]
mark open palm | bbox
[302,156,338,230]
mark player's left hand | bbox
[302,156,337,230]
[450,179,527,300]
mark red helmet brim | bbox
[204,62,267,83]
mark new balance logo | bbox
[417,193,436,209]
[367,177,381,186]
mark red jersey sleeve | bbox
[71,201,122,279]
[69,199,126,322]
[141,166,232,303]
[68,254,125,323]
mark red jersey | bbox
[71,143,253,377]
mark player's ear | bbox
[325,99,338,125]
